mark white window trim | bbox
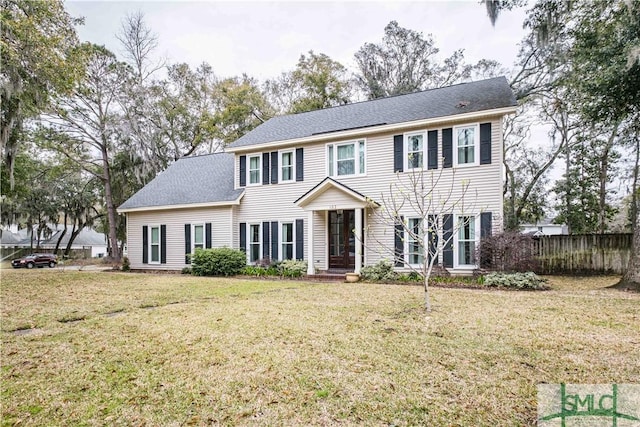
[453,214,480,269]
[279,221,295,261]
[405,217,425,268]
[404,131,426,171]
[192,223,205,252]
[279,150,295,183]
[247,153,262,186]
[247,223,262,264]
[326,139,366,178]
[149,225,161,264]
[453,124,480,167]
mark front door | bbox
[329,210,355,269]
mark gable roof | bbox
[294,177,380,209]
[229,76,516,149]
[118,153,243,212]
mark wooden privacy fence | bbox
[534,233,633,275]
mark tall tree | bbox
[1,0,83,189]
[41,43,131,261]
[353,21,484,99]
[265,51,352,114]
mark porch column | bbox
[307,210,314,275]
[355,208,363,274]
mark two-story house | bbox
[118,76,517,275]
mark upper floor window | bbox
[280,151,294,182]
[327,140,365,177]
[248,154,261,184]
[406,133,424,170]
[455,125,478,166]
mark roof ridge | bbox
[275,76,507,118]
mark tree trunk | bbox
[54,213,68,255]
[101,144,121,262]
[64,223,82,257]
[424,277,432,312]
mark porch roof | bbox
[294,177,379,210]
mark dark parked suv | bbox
[11,253,57,269]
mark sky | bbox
[65,1,529,82]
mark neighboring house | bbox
[119,76,517,275]
[0,224,108,257]
[521,219,569,236]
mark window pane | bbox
[328,145,334,176]
[282,243,293,260]
[249,156,260,169]
[282,223,293,242]
[194,225,203,244]
[359,141,365,174]
[151,227,159,244]
[282,152,292,166]
[458,128,474,146]
[151,245,159,262]
[337,144,354,160]
[250,170,260,184]
[250,225,260,243]
[250,244,260,262]
[410,135,423,151]
[337,159,355,175]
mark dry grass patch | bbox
[1,271,638,426]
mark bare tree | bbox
[116,10,164,84]
[364,167,481,312]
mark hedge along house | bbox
[118,77,517,274]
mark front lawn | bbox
[1,271,638,426]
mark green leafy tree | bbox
[265,51,352,114]
[0,0,83,188]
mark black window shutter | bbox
[442,128,453,168]
[205,222,212,248]
[480,123,492,165]
[295,219,304,260]
[270,152,278,184]
[443,214,453,267]
[427,214,438,263]
[239,155,246,187]
[271,221,278,261]
[480,212,492,238]
[427,130,438,170]
[160,225,167,264]
[296,148,304,182]
[262,221,270,260]
[239,222,247,254]
[262,153,270,185]
[394,216,404,267]
[393,135,403,173]
[142,226,148,264]
[184,224,191,264]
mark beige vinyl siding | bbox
[235,116,504,272]
[126,206,232,270]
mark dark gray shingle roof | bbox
[229,77,516,149]
[118,153,242,210]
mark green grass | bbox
[1,271,638,426]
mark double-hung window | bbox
[327,140,365,177]
[406,133,424,170]
[150,226,160,263]
[281,222,294,260]
[193,224,204,251]
[457,215,477,266]
[248,154,261,185]
[280,151,294,182]
[455,125,478,166]
[249,224,261,263]
[407,218,424,266]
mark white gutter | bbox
[117,192,244,214]
[226,106,518,153]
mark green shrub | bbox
[121,256,130,272]
[360,260,398,282]
[191,247,246,276]
[278,259,307,277]
[181,267,192,275]
[482,272,547,290]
